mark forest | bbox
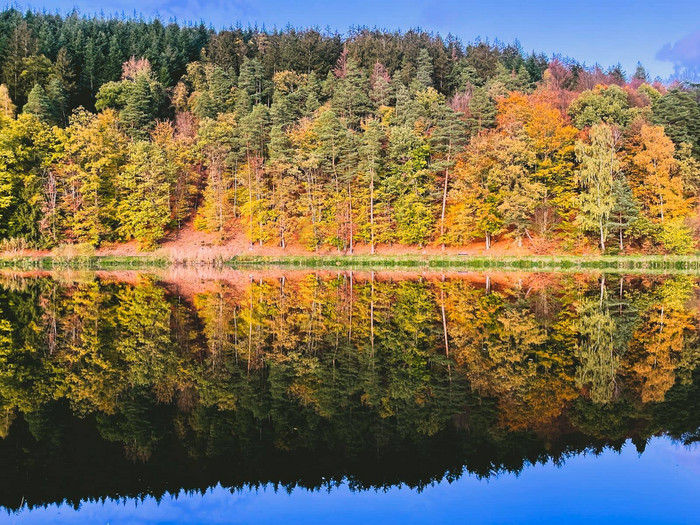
[0,10,700,254]
[0,271,699,508]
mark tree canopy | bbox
[0,10,698,254]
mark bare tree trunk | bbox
[370,168,375,255]
[247,155,253,249]
[370,271,375,356]
[348,271,353,342]
[619,224,623,251]
[441,277,449,357]
[305,171,319,251]
[247,278,253,374]
[348,183,353,254]
[440,167,449,251]
[619,276,624,315]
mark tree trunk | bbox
[348,183,353,254]
[370,271,375,356]
[247,278,253,373]
[247,155,253,249]
[619,224,623,251]
[619,276,624,315]
[441,281,449,357]
[440,167,449,251]
[370,168,375,255]
[348,271,353,341]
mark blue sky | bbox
[11,0,700,79]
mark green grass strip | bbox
[1,254,700,273]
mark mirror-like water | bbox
[1,270,699,523]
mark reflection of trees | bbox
[576,277,621,404]
[0,272,698,509]
[445,279,577,432]
[624,277,698,403]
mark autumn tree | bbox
[0,85,16,118]
[117,139,175,249]
[568,85,631,129]
[0,114,59,244]
[575,124,620,252]
[360,119,385,253]
[56,109,128,245]
[194,113,240,240]
[626,125,693,253]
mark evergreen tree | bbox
[430,106,467,249]
[45,77,68,125]
[2,21,38,102]
[22,84,52,122]
[96,61,167,139]
[120,69,167,138]
[331,58,372,128]
[238,57,268,105]
[652,89,700,158]
[466,87,496,134]
[610,178,639,251]
[413,49,434,90]
[632,62,649,82]
[53,48,76,94]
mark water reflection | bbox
[8,438,700,525]
[0,270,699,515]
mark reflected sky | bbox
[8,437,700,525]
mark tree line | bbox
[0,10,699,252]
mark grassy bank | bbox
[223,254,700,272]
[0,255,170,270]
[2,253,700,272]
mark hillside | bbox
[0,10,698,258]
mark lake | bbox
[0,269,699,524]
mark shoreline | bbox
[1,253,700,272]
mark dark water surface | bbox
[0,270,699,523]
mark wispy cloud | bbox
[657,27,700,80]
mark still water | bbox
[0,269,699,524]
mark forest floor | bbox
[1,223,700,271]
[97,222,564,259]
